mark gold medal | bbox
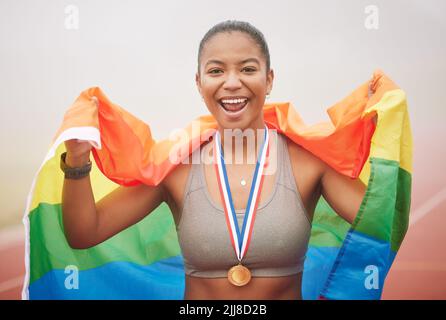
[227,264,251,286]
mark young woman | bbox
[61,20,367,300]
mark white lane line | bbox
[0,275,23,294]
[409,187,446,227]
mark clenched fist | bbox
[64,139,93,167]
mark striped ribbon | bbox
[213,127,270,261]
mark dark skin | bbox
[62,31,366,300]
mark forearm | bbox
[61,153,98,249]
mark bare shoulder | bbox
[282,135,326,221]
[163,154,193,189]
[162,154,194,217]
[284,135,326,177]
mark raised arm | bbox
[320,163,367,224]
[61,139,167,249]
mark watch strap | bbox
[60,152,92,179]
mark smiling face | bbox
[196,31,274,131]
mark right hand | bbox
[64,139,93,167]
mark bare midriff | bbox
[184,273,302,300]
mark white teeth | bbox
[221,98,247,104]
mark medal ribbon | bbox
[213,126,269,261]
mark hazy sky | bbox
[1,0,445,229]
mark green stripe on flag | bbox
[391,165,411,251]
[309,197,351,248]
[352,157,411,251]
[29,202,180,284]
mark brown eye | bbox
[209,69,222,74]
[243,67,256,73]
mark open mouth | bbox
[218,97,249,113]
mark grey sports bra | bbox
[176,133,312,278]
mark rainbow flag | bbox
[21,70,412,300]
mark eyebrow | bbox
[204,58,261,68]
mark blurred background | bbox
[1,0,445,299]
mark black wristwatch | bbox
[60,152,92,179]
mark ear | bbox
[266,69,274,95]
[195,72,202,97]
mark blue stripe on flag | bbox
[29,255,185,300]
[319,230,397,300]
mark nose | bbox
[222,71,242,90]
